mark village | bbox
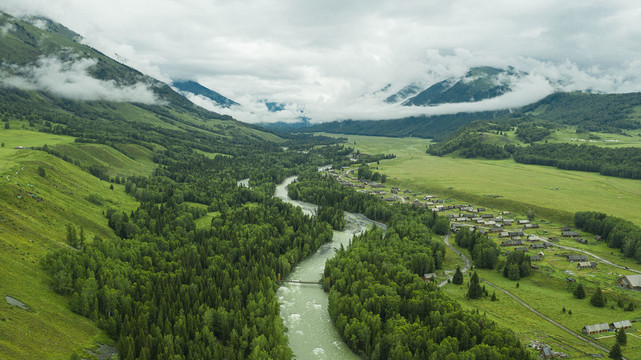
[322,164,641,359]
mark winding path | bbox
[438,233,471,287]
[483,280,619,358]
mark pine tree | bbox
[616,328,627,346]
[452,266,464,285]
[609,342,622,360]
[573,283,586,299]
[467,272,483,299]
[66,224,78,248]
[590,287,607,307]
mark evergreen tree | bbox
[609,342,622,360]
[467,272,483,299]
[527,209,535,221]
[590,287,607,307]
[616,329,627,346]
[507,264,521,281]
[66,224,78,248]
[573,284,586,299]
[452,266,464,285]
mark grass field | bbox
[52,143,157,178]
[0,142,139,359]
[442,269,641,359]
[320,133,641,226]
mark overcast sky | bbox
[3,0,641,123]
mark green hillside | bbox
[0,9,304,359]
[0,132,140,359]
[0,10,281,148]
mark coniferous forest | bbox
[289,172,533,359]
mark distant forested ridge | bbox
[290,173,532,359]
[513,143,641,179]
[306,111,505,141]
[307,92,641,144]
[521,92,641,132]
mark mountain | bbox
[306,91,641,140]
[260,100,287,112]
[257,117,311,133]
[403,66,526,106]
[0,10,294,359]
[306,111,507,141]
[385,83,424,104]
[0,10,281,146]
[172,80,239,108]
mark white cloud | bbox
[2,0,641,122]
[1,22,16,35]
[0,56,160,104]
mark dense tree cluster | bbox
[574,212,641,262]
[501,251,531,281]
[35,116,351,360]
[426,132,510,159]
[454,228,499,269]
[357,164,387,183]
[514,123,551,143]
[323,227,531,359]
[513,143,641,180]
[288,171,395,223]
[289,175,531,359]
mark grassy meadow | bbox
[1,128,141,358]
[320,133,641,226]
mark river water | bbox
[273,175,384,360]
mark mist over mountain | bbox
[172,80,239,108]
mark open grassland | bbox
[485,126,641,149]
[443,244,641,360]
[320,133,641,226]
[442,276,608,359]
[52,143,156,177]
[0,146,139,359]
[543,127,641,148]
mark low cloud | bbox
[0,56,159,104]
[0,22,16,35]
[3,1,641,123]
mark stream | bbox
[273,175,385,359]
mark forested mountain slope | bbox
[402,66,525,106]
[0,10,346,359]
[306,91,641,141]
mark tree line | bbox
[574,211,641,262]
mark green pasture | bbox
[0,148,138,359]
[442,278,606,359]
[321,133,641,226]
[546,127,641,148]
[51,143,156,177]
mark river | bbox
[273,175,384,360]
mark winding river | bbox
[274,175,385,360]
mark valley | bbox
[314,133,641,359]
[3,5,641,360]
